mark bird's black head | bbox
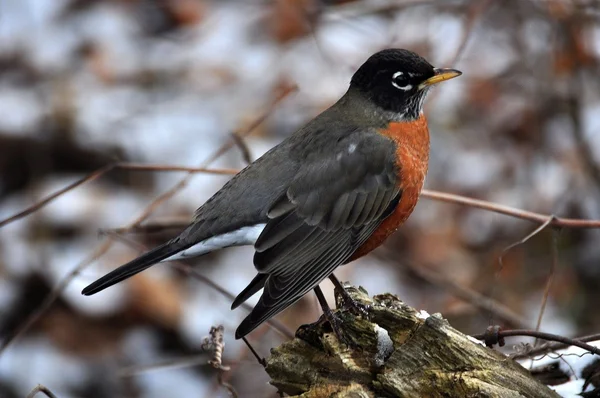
[350,49,461,120]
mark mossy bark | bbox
[265,286,559,398]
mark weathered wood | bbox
[265,286,559,398]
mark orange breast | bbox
[350,114,430,260]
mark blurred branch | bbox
[0,240,113,354]
[324,0,441,20]
[383,251,529,328]
[26,385,58,398]
[0,164,237,229]
[532,229,560,347]
[490,217,555,325]
[0,84,296,230]
[106,231,294,340]
[512,333,600,360]
[106,187,600,236]
[119,355,213,377]
[100,216,191,235]
[124,83,296,228]
[473,328,600,357]
[447,0,493,66]
[420,190,600,228]
[0,87,297,355]
[0,164,115,229]
[230,132,253,165]
[115,163,239,175]
[567,81,600,191]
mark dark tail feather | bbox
[231,274,267,309]
[81,240,189,296]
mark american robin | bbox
[82,49,461,339]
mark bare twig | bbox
[0,240,113,354]
[533,229,560,342]
[0,85,296,231]
[174,263,294,340]
[472,329,600,356]
[0,164,115,228]
[26,385,58,398]
[99,217,191,235]
[105,231,295,339]
[115,164,239,175]
[0,164,236,229]
[0,88,297,355]
[421,190,600,228]
[217,372,238,398]
[119,355,212,377]
[447,0,494,66]
[127,85,297,228]
[230,132,253,165]
[489,216,555,326]
[384,251,529,328]
[512,333,600,360]
[323,0,439,20]
[107,187,600,236]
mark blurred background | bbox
[0,0,599,397]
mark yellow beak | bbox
[418,68,462,90]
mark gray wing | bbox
[235,129,401,338]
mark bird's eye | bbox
[391,71,412,91]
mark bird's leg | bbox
[329,274,370,317]
[312,286,354,347]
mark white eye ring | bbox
[392,71,412,91]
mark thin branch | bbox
[126,85,297,228]
[230,132,253,165]
[533,229,560,343]
[119,355,212,377]
[26,385,59,398]
[105,186,600,236]
[115,164,239,175]
[106,230,295,340]
[174,262,294,340]
[323,0,440,20]
[0,85,296,230]
[5,166,600,236]
[99,217,191,235]
[447,0,494,66]
[0,240,113,354]
[217,372,238,398]
[420,190,600,228]
[0,164,236,229]
[0,88,297,355]
[384,251,529,328]
[0,164,115,228]
[512,333,600,360]
[566,20,600,191]
[489,216,555,326]
[472,329,600,356]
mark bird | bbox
[82,48,461,340]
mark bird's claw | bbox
[318,308,357,348]
[336,286,371,318]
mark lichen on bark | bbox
[265,286,559,398]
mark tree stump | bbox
[265,286,559,398]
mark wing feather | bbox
[234,129,402,338]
